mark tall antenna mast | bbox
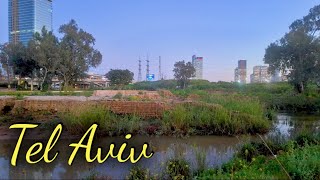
[159,56,162,80]
[138,56,142,82]
[146,54,150,81]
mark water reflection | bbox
[0,113,319,179]
[272,113,320,138]
[0,136,239,179]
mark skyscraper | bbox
[250,66,270,83]
[192,55,203,79]
[9,0,53,45]
[234,60,247,83]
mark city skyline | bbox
[1,0,319,82]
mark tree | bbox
[0,43,16,87]
[28,27,61,90]
[173,60,195,89]
[0,42,36,88]
[264,5,320,93]
[105,69,134,88]
[58,20,102,89]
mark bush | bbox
[113,92,123,99]
[199,144,320,180]
[127,166,150,180]
[166,159,191,180]
[295,132,319,146]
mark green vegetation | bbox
[60,105,144,136]
[264,5,320,93]
[173,60,196,89]
[166,159,191,179]
[122,133,320,180]
[59,101,270,136]
[0,19,102,91]
[127,166,151,180]
[106,69,134,88]
[127,80,320,112]
[197,133,320,180]
[163,103,269,136]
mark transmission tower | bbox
[146,54,150,80]
[138,57,142,82]
[159,56,162,80]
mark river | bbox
[0,112,319,179]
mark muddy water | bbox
[0,113,319,179]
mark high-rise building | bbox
[234,60,247,83]
[9,0,53,45]
[192,55,203,79]
[238,60,246,69]
[250,66,270,83]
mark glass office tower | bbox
[9,0,52,45]
[192,55,204,79]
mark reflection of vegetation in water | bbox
[193,146,208,175]
[275,113,320,138]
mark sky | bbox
[0,0,319,82]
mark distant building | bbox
[238,60,247,69]
[77,73,110,89]
[50,73,110,90]
[234,60,247,83]
[9,0,53,45]
[270,69,282,82]
[192,55,203,79]
[250,66,270,83]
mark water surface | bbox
[0,113,319,179]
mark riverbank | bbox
[120,132,320,180]
[0,89,270,137]
[0,112,319,179]
[196,133,320,179]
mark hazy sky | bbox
[0,0,319,82]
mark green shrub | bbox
[166,159,191,180]
[199,145,320,180]
[295,132,319,146]
[113,92,123,99]
[127,166,150,180]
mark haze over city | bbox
[1,0,319,82]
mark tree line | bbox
[0,19,102,91]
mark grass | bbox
[197,145,320,180]
[163,103,270,136]
[60,105,144,136]
[125,80,320,113]
[59,101,270,137]
[196,133,320,180]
